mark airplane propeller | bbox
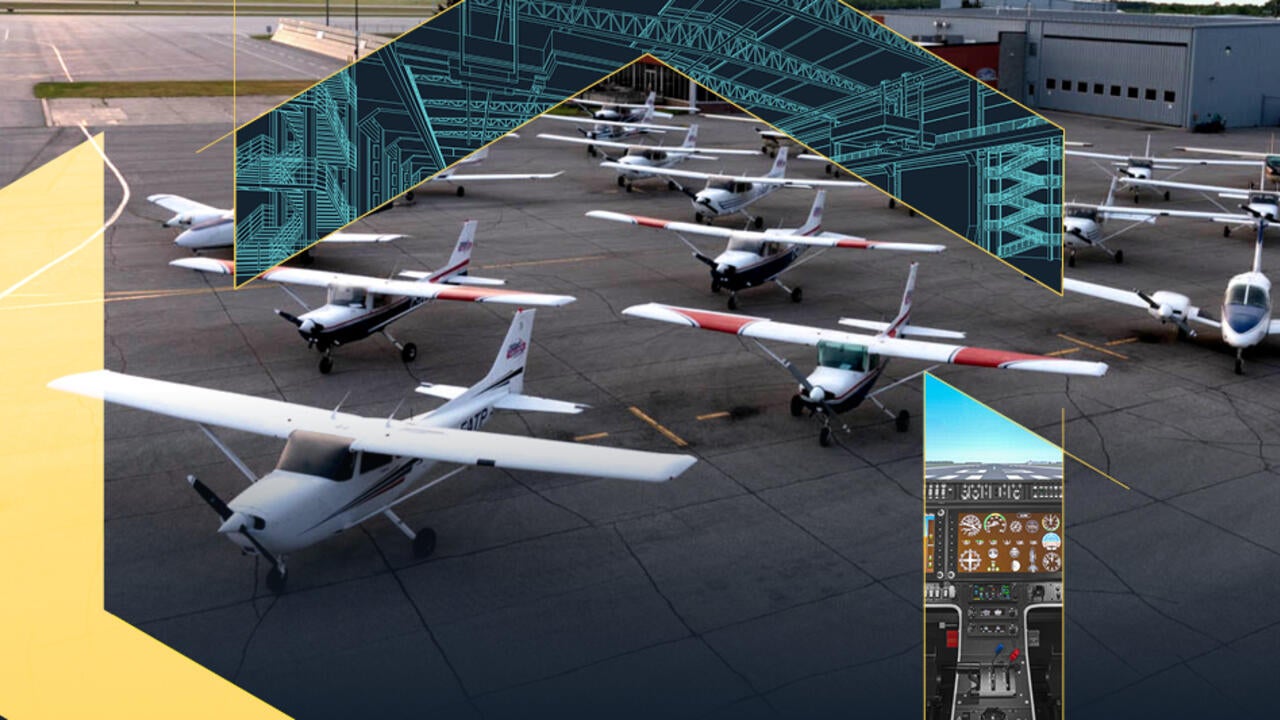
[1135,290,1197,337]
[188,475,232,521]
[275,309,304,327]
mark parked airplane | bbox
[49,310,696,591]
[602,147,863,228]
[536,124,760,191]
[401,145,564,200]
[588,191,945,309]
[1063,177,1158,265]
[623,263,1107,445]
[148,194,404,251]
[1063,221,1276,374]
[1066,135,1256,201]
[171,220,575,373]
[541,109,684,149]
[700,112,800,156]
[1122,174,1279,237]
[1175,144,1280,180]
[571,90,688,122]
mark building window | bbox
[1062,80,1072,91]
[1128,86,1139,99]
[1093,83,1103,94]
[1046,78,1056,90]
[1028,83,1035,97]
[1164,90,1176,103]
[1110,85,1121,97]
[1078,82,1088,94]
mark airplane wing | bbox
[1078,203,1253,225]
[322,233,406,243]
[434,170,564,182]
[1065,150,1128,162]
[585,210,944,252]
[1063,278,1220,329]
[535,133,761,156]
[49,371,694,483]
[169,258,576,306]
[1270,319,1280,335]
[1122,177,1246,196]
[621,303,1108,377]
[1177,146,1269,160]
[1147,157,1263,167]
[596,162,866,188]
[540,115,684,132]
[147,193,222,217]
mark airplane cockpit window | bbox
[359,451,393,475]
[817,340,870,372]
[727,238,764,254]
[1066,207,1097,221]
[330,285,368,308]
[710,178,735,191]
[1226,282,1271,310]
[1248,193,1278,206]
[1130,158,1153,169]
[276,430,357,482]
[733,181,753,193]
[642,149,666,161]
[1266,156,1280,175]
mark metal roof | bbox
[882,8,1280,29]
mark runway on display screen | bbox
[924,463,1063,482]
[2,13,1279,719]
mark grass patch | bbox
[34,79,315,99]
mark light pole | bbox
[325,0,330,26]
[354,0,360,60]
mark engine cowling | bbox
[1148,290,1191,322]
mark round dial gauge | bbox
[1042,552,1061,572]
[959,549,981,572]
[959,514,982,537]
[1009,547,1021,559]
[1042,533,1062,552]
[1025,520,1040,534]
[988,547,999,559]
[983,513,1007,533]
[1042,514,1061,532]
[1009,520,1023,534]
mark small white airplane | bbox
[536,124,760,191]
[572,90,688,122]
[602,147,864,228]
[539,114,686,149]
[148,194,404,251]
[1066,135,1256,202]
[700,113,798,156]
[1063,221,1276,374]
[588,190,945,309]
[623,263,1107,446]
[1175,143,1280,180]
[171,220,576,373]
[401,145,564,201]
[49,310,696,591]
[1121,173,1280,237]
[1063,177,1159,266]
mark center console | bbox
[925,479,1063,720]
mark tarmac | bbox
[2,13,1279,720]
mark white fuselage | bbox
[175,213,235,249]
[614,150,691,180]
[1220,271,1273,349]
[219,394,498,555]
[693,181,776,217]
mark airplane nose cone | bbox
[218,511,249,535]
[174,230,196,247]
[809,387,826,403]
[298,318,316,334]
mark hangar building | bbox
[874,9,1280,128]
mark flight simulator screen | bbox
[954,510,1062,575]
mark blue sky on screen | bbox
[924,375,1061,464]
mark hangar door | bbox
[1038,36,1186,126]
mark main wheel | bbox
[319,355,334,374]
[401,342,418,363]
[1067,253,1076,268]
[1114,249,1124,264]
[818,426,832,447]
[413,528,438,558]
[753,216,764,230]
[1133,193,1140,204]
[907,208,916,218]
[1224,226,1232,238]
[668,180,678,191]
[761,144,770,154]
[1163,191,1171,201]
[727,294,739,311]
[456,186,466,197]
[694,212,704,224]
[710,277,721,293]
[624,183,633,193]
[266,567,287,593]
[790,286,803,303]
[404,191,415,204]
[588,146,597,157]
[790,394,805,417]
[617,175,627,187]
[895,410,910,433]
[1235,357,1244,375]
[888,198,896,209]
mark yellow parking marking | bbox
[1055,333,1129,360]
[628,406,688,447]
[1045,347,1081,357]
[696,411,730,421]
[479,254,609,270]
[1065,450,1131,491]
[573,432,609,442]
[1104,337,1138,347]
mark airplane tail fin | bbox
[470,145,491,163]
[478,308,532,397]
[681,123,699,149]
[1254,219,1266,274]
[886,263,919,338]
[1104,175,1119,207]
[769,146,789,178]
[428,220,478,281]
[798,190,825,234]
[1144,134,1152,158]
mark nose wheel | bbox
[266,567,287,593]
[319,351,334,374]
[413,528,438,558]
[1235,349,1245,375]
[382,330,417,364]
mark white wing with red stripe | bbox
[621,303,1108,377]
[49,371,693,482]
[585,210,945,252]
[541,115,684,132]
[169,258,575,306]
[1122,177,1248,198]
[535,133,761,156]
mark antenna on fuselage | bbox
[331,390,352,419]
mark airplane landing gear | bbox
[752,215,764,230]
[710,277,721,293]
[1067,249,1076,268]
[319,352,334,375]
[667,180,678,191]
[383,329,417,364]
[727,293,739,310]
[1164,191,1171,201]
[1235,349,1245,375]
[266,566,287,593]
[456,186,466,197]
[774,278,802,303]
[1114,249,1124,264]
[618,176,627,187]
[818,426,832,447]
[1224,225,1232,238]
[895,409,910,433]
[790,394,804,417]
[413,528,438,559]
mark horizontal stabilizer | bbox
[415,384,468,401]
[837,318,966,339]
[495,394,588,414]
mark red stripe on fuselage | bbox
[951,347,1049,368]
[670,308,762,334]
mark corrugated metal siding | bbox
[1037,35,1188,125]
[1189,26,1280,129]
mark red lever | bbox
[1009,648,1022,663]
